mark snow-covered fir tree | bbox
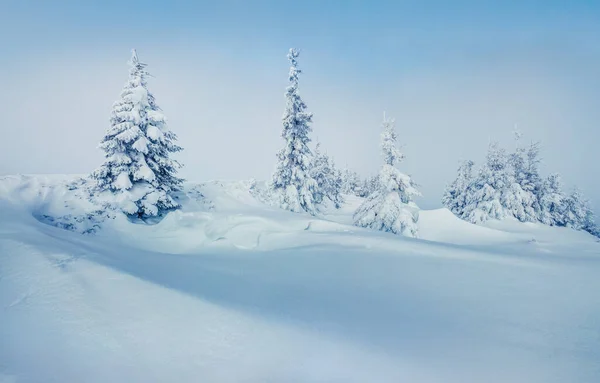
[562,188,595,231]
[524,141,543,196]
[333,168,345,203]
[354,114,420,237]
[341,168,362,195]
[362,175,381,198]
[442,159,475,217]
[330,168,345,207]
[504,136,540,222]
[357,178,370,197]
[339,169,379,198]
[583,211,600,238]
[463,141,511,223]
[92,49,183,219]
[270,49,319,215]
[310,142,326,205]
[310,142,344,208]
[538,173,566,226]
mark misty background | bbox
[1,0,598,211]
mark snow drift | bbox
[1,174,599,383]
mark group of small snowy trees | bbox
[442,133,597,236]
[340,170,381,198]
[268,50,420,236]
[88,48,595,239]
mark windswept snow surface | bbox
[1,175,599,383]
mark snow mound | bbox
[0,175,598,252]
[0,175,115,234]
[1,175,599,382]
[419,208,522,245]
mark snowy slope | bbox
[1,175,599,383]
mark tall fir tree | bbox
[271,49,319,215]
[442,159,475,217]
[354,114,420,237]
[92,49,183,218]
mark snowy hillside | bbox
[1,175,599,383]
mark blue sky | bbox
[1,0,599,211]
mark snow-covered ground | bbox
[1,175,599,383]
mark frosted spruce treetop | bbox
[353,114,421,237]
[92,49,183,219]
[271,48,319,215]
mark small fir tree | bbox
[354,114,420,237]
[538,173,565,226]
[506,135,542,222]
[310,142,344,208]
[464,142,510,223]
[341,168,362,195]
[442,159,475,217]
[563,188,595,231]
